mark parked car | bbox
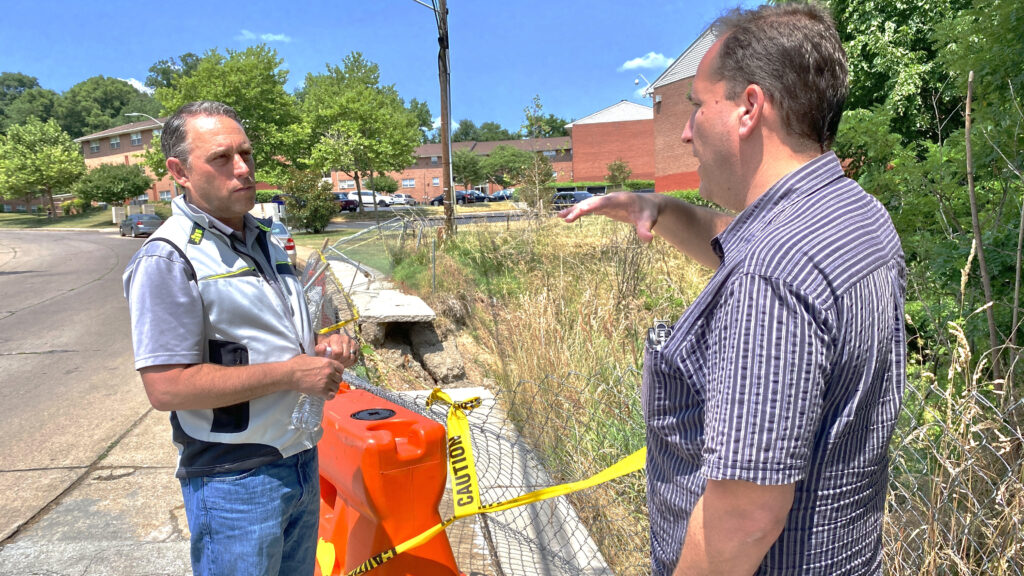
[269,221,297,266]
[119,213,163,238]
[487,189,514,202]
[467,190,489,203]
[348,191,393,207]
[552,191,594,208]
[429,191,474,206]
[391,193,417,206]
[333,192,358,213]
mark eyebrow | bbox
[206,145,252,160]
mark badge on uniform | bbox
[647,319,673,351]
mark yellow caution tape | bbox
[318,386,647,576]
[313,250,361,335]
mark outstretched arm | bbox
[559,192,733,270]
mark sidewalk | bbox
[0,409,191,575]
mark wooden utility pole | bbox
[437,0,455,238]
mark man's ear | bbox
[738,84,766,140]
[166,156,190,188]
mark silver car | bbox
[119,213,163,238]
[270,221,297,266]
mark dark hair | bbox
[712,2,848,150]
[160,101,243,166]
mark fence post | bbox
[432,233,437,292]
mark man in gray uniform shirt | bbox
[562,4,905,575]
[123,101,359,576]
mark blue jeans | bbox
[179,448,320,576]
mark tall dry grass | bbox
[381,214,1024,574]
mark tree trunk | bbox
[965,70,1004,383]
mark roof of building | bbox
[651,26,719,90]
[414,136,571,157]
[565,101,653,127]
[74,117,167,143]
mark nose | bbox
[233,153,253,178]
[681,112,694,144]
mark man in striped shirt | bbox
[561,4,905,575]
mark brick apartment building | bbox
[74,117,178,203]
[648,26,717,193]
[333,137,573,204]
[566,100,654,182]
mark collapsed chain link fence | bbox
[302,217,1024,575]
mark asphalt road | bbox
[0,229,153,544]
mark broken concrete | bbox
[409,323,466,385]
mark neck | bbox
[738,136,822,211]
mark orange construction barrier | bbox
[316,389,459,576]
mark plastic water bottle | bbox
[291,346,329,433]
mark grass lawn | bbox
[0,210,118,230]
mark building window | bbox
[136,193,148,201]
[339,179,355,189]
[89,141,100,153]
[402,178,415,188]
[159,190,171,201]
[110,136,121,150]
[130,132,142,146]
[152,129,162,138]
[543,150,556,157]
[430,156,439,165]
[432,177,439,186]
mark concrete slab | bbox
[350,289,436,324]
[0,469,83,542]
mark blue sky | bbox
[1,0,760,133]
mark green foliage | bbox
[156,45,300,184]
[521,95,570,139]
[482,145,534,189]
[53,76,155,139]
[73,163,153,205]
[452,119,516,142]
[451,148,485,190]
[280,168,335,234]
[1,87,57,133]
[624,180,655,190]
[137,134,169,181]
[0,117,84,213]
[255,189,278,203]
[62,197,91,216]
[367,174,399,194]
[606,159,633,189]
[145,52,201,91]
[301,52,423,200]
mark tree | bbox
[72,163,153,205]
[518,97,557,206]
[521,96,571,139]
[452,119,479,142]
[367,174,399,194]
[145,52,202,91]
[477,121,515,142]
[0,118,85,216]
[606,159,633,190]
[482,144,533,188]
[53,76,149,139]
[1,87,57,132]
[280,168,335,234]
[156,45,301,184]
[300,52,425,211]
[0,72,42,132]
[452,148,485,191]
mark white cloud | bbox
[119,77,154,95]
[432,116,442,131]
[619,52,674,71]
[238,29,292,43]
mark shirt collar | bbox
[171,195,261,242]
[711,151,844,263]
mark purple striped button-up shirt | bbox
[643,152,906,575]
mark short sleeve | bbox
[122,242,205,370]
[701,273,831,485]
